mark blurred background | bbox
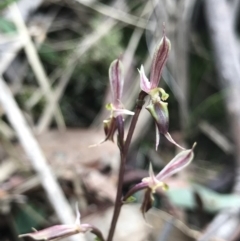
[1,0,240,240]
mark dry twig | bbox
[9,3,66,133]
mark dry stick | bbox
[196,1,240,241]
[107,91,147,241]
[9,3,65,133]
[74,0,154,31]
[199,120,234,154]
[172,0,196,130]
[0,38,23,74]
[0,76,85,241]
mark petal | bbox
[156,143,196,181]
[75,203,81,226]
[109,59,124,107]
[89,118,117,146]
[149,162,155,183]
[112,108,134,117]
[149,34,171,89]
[19,224,81,240]
[164,132,185,150]
[138,65,151,93]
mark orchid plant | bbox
[20,29,195,241]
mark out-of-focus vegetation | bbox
[1,0,240,240]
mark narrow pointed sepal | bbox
[19,225,84,241]
[164,132,185,150]
[141,188,153,218]
[149,35,171,89]
[156,143,196,181]
[109,59,124,108]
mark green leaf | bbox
[14,203,46,233]
[0,18,16,33]
[125,196,136,203]
[166,183,240,213]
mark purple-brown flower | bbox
[19,205,105,241]
[123,143,196,216]
[19,206,88,240]
[138,30,184,150]
[90,59,134,146]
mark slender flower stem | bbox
[107,91,147,241]
[123,91,147,158]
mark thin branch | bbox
[74,0,154,31]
